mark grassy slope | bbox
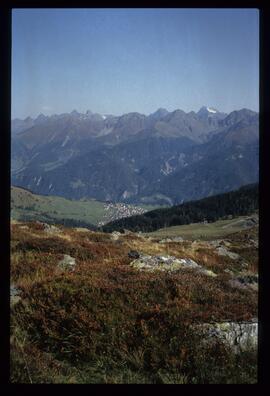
[146,215,258,240]
[11,186,158,227]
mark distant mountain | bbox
[11,106,259,205]
[197,105,226,119]
[102,183,259,233]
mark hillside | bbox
[11,186,158,228]
[102,184,258,233]
[11,220,258,383]
[146,215,259,241]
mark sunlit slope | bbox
[146,214,258,240]
[11,186,159,228]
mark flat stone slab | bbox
[130,254,216,276]
[159,236,184,244]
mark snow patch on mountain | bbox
[207,107,217,113]
[161,160,175,176]
[61,135,70,147]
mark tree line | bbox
[102,183,258,233]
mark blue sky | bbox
[12,8,259,119]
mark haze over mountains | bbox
[11,106,259,205]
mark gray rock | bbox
[11,284,20,297]
[58,254,76,271]
[229,274,258,291]
[249,239,258,248]
[216,246,240,260]
[75,227,90,232]
[198,320,258,353]
[44,223,62,234]
[130,254,216,276]
[159,236,184,244]
[208,239,231,248]
[224,269,234,275]
[10,284,22,305]
[110,231,121,241]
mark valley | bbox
[11,186,159,228]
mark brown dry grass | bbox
[10,222,258,384]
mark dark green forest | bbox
[102,183,258,233]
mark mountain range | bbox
[11,106,259,205]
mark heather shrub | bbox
[11,223,258,383]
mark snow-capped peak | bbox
[206,107,217,114]
[102,115,107,120]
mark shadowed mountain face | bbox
[11,107,258,205]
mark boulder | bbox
[208,239,231,248]
[44,223,62,234]
[130,254,216,276]
[198,320,258,353]
[110,231,121,241]
[229,274,258,291]
[57,255,76,272]
[216,246,240,260]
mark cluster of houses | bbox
[98,202,147,226]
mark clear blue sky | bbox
[12,8,259,119]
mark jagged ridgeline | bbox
[102,183,258,233]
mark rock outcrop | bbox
[198,320,258,353]
[129,254,217,276]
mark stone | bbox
[216,246,240,260]
[201,269,217,277]
[75,227,90,232]
[159,236,184,244]
[57,254,76,272]
[229,274,258,291]
[224,269,234,275]
[10,284,22,305]
[198,320,258,353]
[110,231,121,241]
[129,254,216,276]
[44,223,62,234]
